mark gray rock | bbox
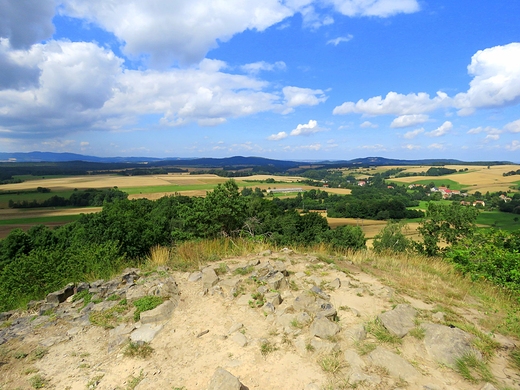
[147,277,179,297]
[367,347,419,381]
[262,302,275,314]
[120,269,140,285]
[378,304,417,338]
[235,295,251,306]
[310,338,340,354]
[480,383,498,390]
[202,267,219,290]
[293,293,316,312]
[0,311,13,322]
[188,271,202,282]
[75,282,90,293]
[46,283,75,304]
[39,302,58,315]
[316,301,337,320]
[344,349,366,369]
[345,324,367,342]
[90,301,118,312]
[130,323,164,343]
[207,367,246,390]
[309,317,340,339]
[266,272,287,290]
[273,261,287,275]
[230,332,248,347]
[264,292,282,307]
[347,369,381,386]
[310,286,330,300]
[259,250,272,256]
[228,323,244,334]
[139,299,177,324]
[423,323,479,367]
[329,278,341,289]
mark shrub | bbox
[372,221,410,254]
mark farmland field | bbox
[391,164,520,193]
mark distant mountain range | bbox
[0,151,514,167]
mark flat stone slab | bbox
[367,347,420,381]
[309,317,340,339]
[207,367,246,390]
[130,323,164,343]
[423,323,478,366]
[139,300,176,324]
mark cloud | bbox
[60,0,295,67]
[403,128,424,139]
[0,0,56,49]
[428,143,445,150]
[0,39,41,90]
[467,126,502,138]
[333,91,450,116]
[505,119,520,133]
[485,134,500,141]
[390,114,428,128]
[454,43,520,115]
[326,0,420,18]
[360,121,378,128]
[267,131,288,141]
[290,120,323,136]
[282,86,328,109]
[241,61,286,74]
[505,140,520,151]
[0,41,328,138]
[327,35,353,46]
[426,121,453,137]
[403,144,421,150]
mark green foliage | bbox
[133,296,164,321]
[372,221,411,254]
[29,374,49,389]
[445,229,520,295]
[124,342,154,358]
[319,225,366,251]
[455,353,494,383]
[415,202,479,256]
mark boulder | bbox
[266,272,287,290]
[367,347,419,381]
[207,367,247,390]
[423,323,479,366]
[130,323,164,343]
[46,283,75,304]
[378,304,417,338]
[309,318,340,339]
[139,300,177,324]
[202,267,219,290]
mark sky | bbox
[0,0,520,162]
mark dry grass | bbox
[147,245,172,267]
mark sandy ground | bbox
[1,252,518,389]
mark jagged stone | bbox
[316,301,337,320]
[227,323,244,334]
[0,311,13,322]
[266,272,287,290]
[207,367,246,390]
[309,317,340,339]
[126,285,148,301]
[310,286,330,300]
[378,304,417,338]
[367,347,419,381]
[293,293,316,312]
[120,269,140,285]
[344,349,366,369]
[273,261,288,275]
[262,302,275,313]
[139,299,177,324]
[310,338,340,354]
[130,323,164,343]
[39,302,59,315]
[46,283,75,304]
[345,324,367,342]
[329,278,341,289]
[147,277,179,298]
[347,369,381,386]
[75,282,90,293]
[202,267,219,290]
[186,272,201,283]
[90,301,118,312]
[230,332,247,347]
[422,323,479,366]
[264,292,282,307]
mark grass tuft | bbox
[133,296,164,322]
[455,352,494,384]
[124,342,154,359]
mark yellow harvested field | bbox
[391,164,520,193]
[0,207,102,220]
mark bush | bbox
[319,225,366,251]
[133,296,164,321]
[372,221,410,254]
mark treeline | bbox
[8,188,128,208]
[0,181,365,311]
[115,167,186,176]
[503,169,520,177]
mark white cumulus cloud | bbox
[505,140,520,151]
[283,86,328,109]
[360,121,378,128]
[505,119,520,133]
[267,131,288,141]
[326,0,420,18]
[290,120,323,136]
[333,91,450,116]
[454,43,520,115]
[390,114,429,128]
[403,128,424,139]
[241,61,286,74]
[426,121,453,137]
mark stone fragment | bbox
[344,349,366,369]
[329,278,341,289]
[309,317,340,339]
[310,338,340,354]
[46,283,75,304]
[378,304,417,338]
[139,300,177,324]
[367,347,419,381]
[348,370,381,386]
[207,367,246,390]
[423,323,479,367]
[480,383,498,390]
[345,324,367,342]
[259,250,272,256]
[39,302,58,315]
[202,267,219,290]
[130,323,163,343]
[188,271,202,282]
[230,332,247,347]
[148,277,178,297]
[264,292,282,307]
[293,293,316,312]
[228,323,244,334]
[310,286,330,300]
[266,272,287,290]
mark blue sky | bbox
[1,0,520,161]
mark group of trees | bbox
[8,188,128,208]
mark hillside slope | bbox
[1,250,518,390]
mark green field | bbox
[122,183,219,195]
[404,178,471,191]
[0,190,76,209]
[0,214,81,226]
[477,211,520,231]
